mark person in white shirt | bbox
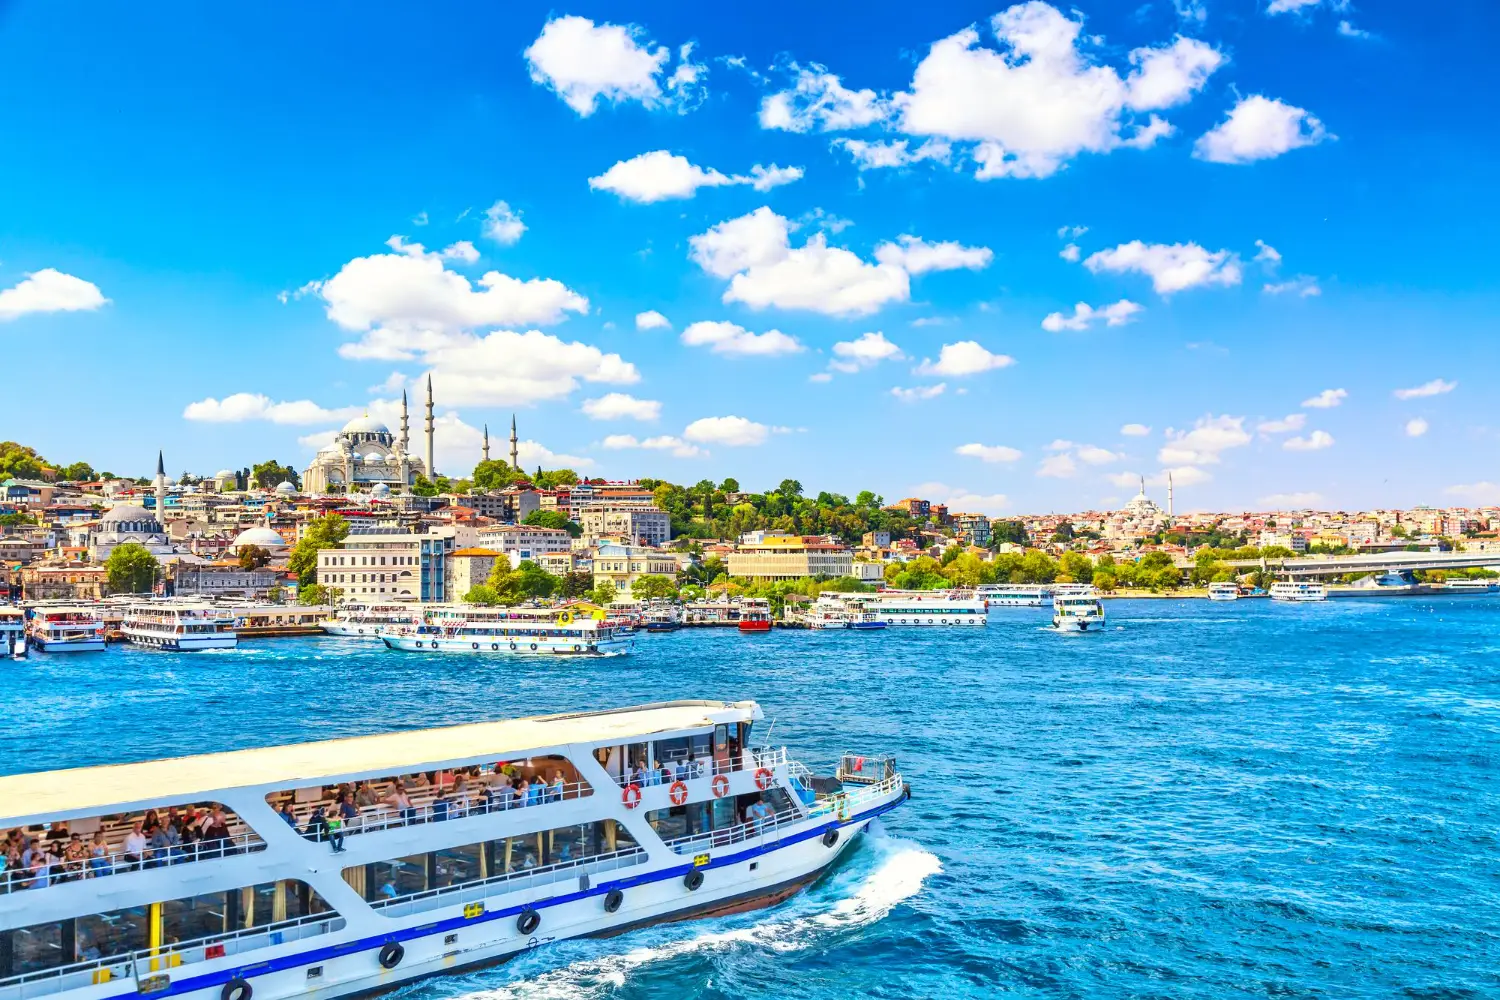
[122,822,148,870]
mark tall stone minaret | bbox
[482,424,491,463]
[397,389,411,492]
[424,375,436,480]
[509,415,520,471]
[154,451,167,528]
[1168,471,1175,519]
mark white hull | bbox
[32,636,108,653]
[382,634,632,656]
[318,622,390,638]
[1051,615,1106,632]
[986,597,1047,608]
[122,629,238,651]
[866,612,986,627]
[1207,594,1239,602]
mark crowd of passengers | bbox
[3,807,237,891]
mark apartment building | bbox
[577,503,671,547]
[474,524,574,560]
[316,529,455,601]
[953,513,991,547]
[727,532,854,581]
[591,543,680,599]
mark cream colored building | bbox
[315,530,455,601]
[591,542,680,599]
[577,503,671,547]
[446,547,505,598]
[474,524,573,560]
[727,532,854,581]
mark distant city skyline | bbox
[3,1,1497,513]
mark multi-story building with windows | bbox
[727,532,854,581]
[953,513,991,547]
[474,524,574,561]
[591,543,680,599]
[315,529,455,601]
[577,504,671,547]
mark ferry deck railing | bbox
[369,846,648,918]
[1,831,267,894]
[609,746,789,788]
[290,777,596,842]
[0,911,344,1000]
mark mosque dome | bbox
[214,469,235,479]
[101,504,153,524]
[275,481,296,494]
[341,415,389,435]
[230,526,288,552]
[371,482,391,496]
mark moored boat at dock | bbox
[318,602,421,638]
[737,598,773,632]
[26,605,107,652]
[381,608,631,656]
[0,700,907,1000]
[848,590,987,627]
[121,602,239,651]
[0,608,25,658]
[975,584,1052,608]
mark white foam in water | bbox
[445,832,941,1000]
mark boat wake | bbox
[433,831,941,1000]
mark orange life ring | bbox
[711,773,730,798]
[754,767,773,791]
[621,783,642,809]
[669,780,689,806]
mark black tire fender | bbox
[221,978,252,1000]
[378,941,404,969]
[822,828,840,848]
[683,869,704,891]
[603,889,624,913]
[516,909,541,935]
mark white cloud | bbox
[688,207,795,279]
[0,269,109,321]
[481,201,526,245]
[516,439,596,471]
[1058,225,1088,239]
[524,16,703,116]
[680,320,803,357]
[183,393,362,425]
[873,235,993,275]
[1405,417,1429,438]
[1059,243,1081,262]
[1041,299,1143,331]
[725,237,908,316]
[441,241,479,264]
[1266,0,1321,13]
[891,384,947,402]
[1254,239,1282,266]
[910,481,1008,516]
[1303,388,1347,408]
[601,433,703,458]
[683,415,770,447]
[955,442,1023,463]
[1194,95,1331,164]
[1075,444,1123,465]
[1159,414,1251,465]
[1337,20,1373,39]
[1038,453,1078,478]
[581,393,661,421]
[808,372,833,384]
[759,62,890,132]
[1257,413,1307,434]
[829,331,903,373]
[831,137,951,170]
[588,150,803,203]
[1084,241,1241,295]
[1264,276,1321,297]
[1121,423,1151,437]
[1394,378,1456,400]
[1283,430,1335,451]
[635,310,671,331]
[1146,465,1211,487]
[1259,491,1324,507]
[412,211,429,227]
[418,329,639,407]
[1444,482,1500,504]
[896,6,1223,179]
[914,341,1015,377]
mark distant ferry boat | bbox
[121,603,238,651]
[0,607,25,658]
[1269,582,1328,603]
[1052,588,1106,632]
[381,610,630,656]
[1441,578,1500,595]
[319,602,421,638]
[975,584,1052,608]
[641,602,683,632]
[853,591,987,627]
[27,605,107,652]
[795,595,888,631]
[738,598,773,633]
[1207,582,1240,602]
[0,700,908,1000]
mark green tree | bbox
[776,479,804,498]
[465,584,500,605]
[514,560,560,599]
[1093,569,1118,592]
[251,460,300,490]
[1057,551,1093,584]
[288,514,349,586]
[410,475,438,497]
[472,460,523,491]
[105,543,159,594]
[237,544,271,570]
[60,461,95,482]
[942,552,993,587]
[532,468,580,490]
[523,509,582,537]
[631,574,678,600]
[990,520,1028,546]
[0,442,48,481]
[267,586,285,604]
[298,583,340,605]
[590,580,617,605]
[484,561,526,605]
[719,478,740,493]
[1017,550,1059,584]
[560,571,593,598]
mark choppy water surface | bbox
[4,597,1498,998]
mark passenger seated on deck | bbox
[303,806,328,843]
[201,808,232,857]
[495,780,519,811]
[62,834,88,880]
[548,770,565,802]
[122,822,148,870]
[657,762,674,786]
[278,801,298,828]
[526,779,543,808]
[355,781,379,808]
[88,831,111,877]
[382,782,416,824]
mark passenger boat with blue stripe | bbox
[27,606,107,653]
[379,607,631,656]
[0,700,907,1000]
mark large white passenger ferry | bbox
[318,603,421,639]
[975,584,1052,608]
[1051,587,1106,632]
[27,606,107,653]
[0,608,25,658]
[381,607,631,656]
[850,591,987,627]
[0,700,907,1000]
[1269,581,1328,603]
[121,603,238,651]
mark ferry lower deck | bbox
[0,701,906,1000]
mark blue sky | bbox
[3,0,1498,513]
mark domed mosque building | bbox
[301,378,436,495]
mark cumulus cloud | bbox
[1284,430,1335,451]
[635,310,671,331]
[913,341,1015,377]
[683,415,771,447]
[482,201,526,245]
[873,235,993,275]
[891,384,947,402]
[183,394,362,425]
[581,393,661,421]
[1257,413,1307,434]
[0,269,109,321]
[1042,299,1143,332]
[588,150,803,203]
[1394,378,1456,400]
[831,137,951,170]
[1038,453,1078,478]
[759,62,890,132]
[524,16,703,116]
[1337,20,1373,39]
[441,241,479,263]
[1303,388,1347,408]
[1084,241,1241,295]
[910,481,1008,515]
[1194,95,1331,164]
[1266,0,1321,14]
[1075,444,1123,465]
[1254,239,1282,266]
[602,433,703,458]
[1121,423,1151,436]
[415,330,637,407]
[680,320,803,357]
[955,442,1023,463]
[829,331,903,373]
[1264,276,1321,297]
[1059,244,1081,262]
[1159,414,1251,465]
[1405,417,1429,438]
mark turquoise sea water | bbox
[4,597,1498,998]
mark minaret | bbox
[154,450,167,530]
[483,424,491,463]
[399,390,410,453]
[1168,472,1175,520]
[509,415,520,471]
[397,390,411,492]
[424,375,436,480]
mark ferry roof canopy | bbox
[0,700,760,825]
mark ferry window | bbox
[75,905,150,963]
[433,843,482,888]
[1,921,64,976]
[162,891,227,944]
[366,854,428,901]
